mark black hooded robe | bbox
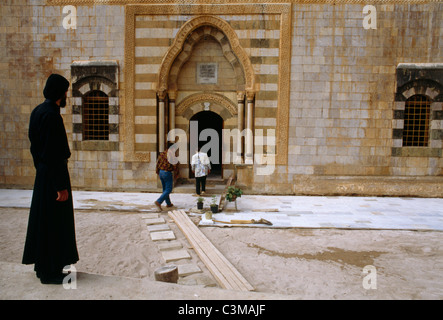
[22,74,79,277]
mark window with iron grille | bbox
[402,95,431,147]
[82,90,109,141]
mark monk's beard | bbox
[59,97,67,108]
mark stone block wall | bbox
[0,0,130,190]
[0,0,442,196]
[281,2,443,196]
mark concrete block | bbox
[141,213,159,219]
[150,230,175,241]
[178,264,202,277]
[147,224,170,233]
[161,249,191,263]
[158,241,183,251]
[145,217,165,225]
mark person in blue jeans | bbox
[155,143,178,211]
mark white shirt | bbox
[191,152,211,177]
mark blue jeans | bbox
[157,170,172,205]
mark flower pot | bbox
[197,202,203,209]
[210,205,218,213]
[205,211,212,220]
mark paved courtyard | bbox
[1,189,442,231]
[1,189,442,300]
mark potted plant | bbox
[209,195,218,214]
[226,186,243,202]
[197,197,204,210]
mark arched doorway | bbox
[155,15,256,178]
[189,111,223,178]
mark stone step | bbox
[161,249,191,263]
[144,217,166,225]
[147,224,170,232]
[150,230,176,241]
[158,240,183,251]
[141,213,159,219]
[178,264,202,277]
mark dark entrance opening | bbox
[189,111,223,178]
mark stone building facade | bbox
[1,0,442,197]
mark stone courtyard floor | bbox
[0,189,442,300]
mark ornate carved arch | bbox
[72,76,117,97]
[168,25,245,91]
[157,15,256,94]
[397,79,443,102]
[176,92,238,119]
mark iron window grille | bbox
[402,94,431,147]
[82,90,109,141]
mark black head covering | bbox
[43,74,70,101]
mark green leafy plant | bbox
[210,195,217,207]
[209,195,218,214]
[197,197,204,209]
[226,186,243,202]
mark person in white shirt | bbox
[191,146,211,196]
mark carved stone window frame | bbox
[71,60,120,151]
[392,63,443,157]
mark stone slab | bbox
[161,249,191,263]
[147,224,170,232]
[145,217,165,225]
[178,264,202,277]
[150,230,176,241]
[158,240,183,251]
[142,213,159,219]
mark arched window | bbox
[82,90,109,141]
[402,95,431,147]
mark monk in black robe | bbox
[22,74,79,284]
